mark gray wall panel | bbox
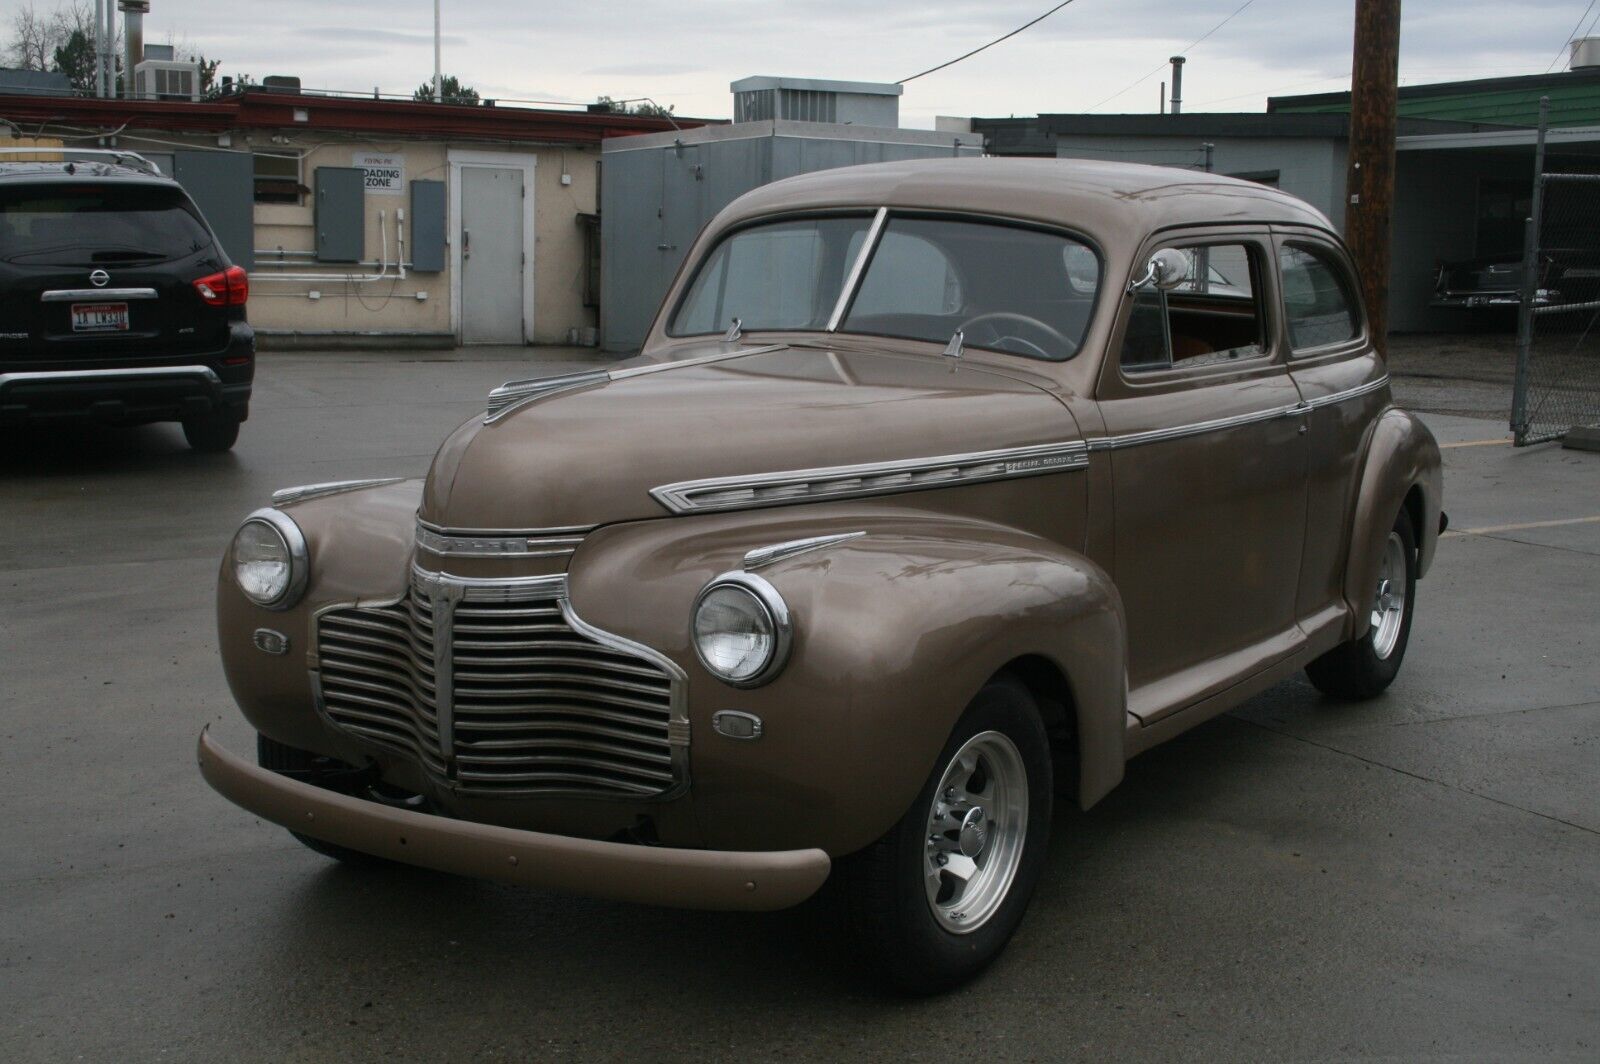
[172,149,254,269]
[314,167,365,263]
[601,126,978,351]
[409,179,447,272]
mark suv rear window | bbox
[0,184,215,266]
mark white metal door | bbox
[460,166,524,344]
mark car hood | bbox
[419,342,1077,530]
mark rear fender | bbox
[1345,409,1442,639]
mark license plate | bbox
[71,302,129,332]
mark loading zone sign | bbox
[354,152,405,195]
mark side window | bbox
[1120,241,1269,373]
[1278,244,1360,351]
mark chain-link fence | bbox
[1513,170,1600,446]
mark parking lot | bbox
[2,344,1597,1061]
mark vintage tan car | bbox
[200,159,1443,991]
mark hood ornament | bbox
[723,317,743,343]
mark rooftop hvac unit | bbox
[134,59,202,102]
[730,76,902,128]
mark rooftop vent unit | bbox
[731,76,902,128]
[134,58,201,102]
[1572,37,1600,71]
[262,75,303,94]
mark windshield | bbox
[668,213,1101,361]
[0,184,215,265]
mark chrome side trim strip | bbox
[650,377,1389,514]
[651,441,1089,515]
[0,365,219,391]
[41,287,159,301]
[1086,403,1301,452]
[743,531,866,571]
[826,207,888,331]
[272,478,407,506]
[1303,374,1390,410]
[1087,376,1390,452]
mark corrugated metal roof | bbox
[1271,70,1600,128]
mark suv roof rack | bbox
[0,148,163,175]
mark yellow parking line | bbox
[1440,438,1512,449]
[1443,515,1600,538]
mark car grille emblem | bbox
[89,269,110,287]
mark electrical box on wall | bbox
[409,180,447,272]
[314,167,365,262]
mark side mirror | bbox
[1128,248,1191,293]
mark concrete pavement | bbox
[1,348,1595,1061]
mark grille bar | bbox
[313,570,687,799]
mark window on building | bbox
[253,153,302,205]
[1279,243,1360,351]
[1120,241,1269,373]
[1476,179,1532,258]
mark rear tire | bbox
[182,409,240,453]
[1306,508,1417,700]
[835,675,1053,994]
[255,734,383,865]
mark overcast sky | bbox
[131,1,1591,126]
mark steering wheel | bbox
[955,311,1076,360]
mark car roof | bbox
[718,157,1337,257]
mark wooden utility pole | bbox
[1344,0,1401,353]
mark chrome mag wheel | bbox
[923,729,1029,934]
[1370,530,1409,660]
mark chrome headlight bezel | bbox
[691,571,792,688]
[231,507,309,611]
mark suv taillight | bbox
[193,265,249,307]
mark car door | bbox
[1094,229,1309,724]
[1271,229,1390,628]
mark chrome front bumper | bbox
[197,728,831,911]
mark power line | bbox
[898,1,1082,84]
[1088,0,1256,112]
[1548,0,1600,72]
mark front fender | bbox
[216,479,423,755]
[567,504,1126,857]
[1345,409,1442,638]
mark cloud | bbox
[582,63,704,78]
[133,0,1581,122]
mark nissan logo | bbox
[89,269,110,287]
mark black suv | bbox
[0,150,253,451]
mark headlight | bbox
[692,572,791,688]
[230,508,308,610]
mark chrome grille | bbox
[314,573,685,798]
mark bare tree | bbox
[5,2,54,71]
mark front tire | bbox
[1306,508,1418,699]
[836,675,1053,994]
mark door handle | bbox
[1281,400,1312,418]
[463,229,470,260]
